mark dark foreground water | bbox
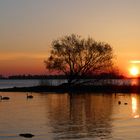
[0,92,140,140]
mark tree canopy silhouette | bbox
[45,34,114,84]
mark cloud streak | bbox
[130,60,140,64]
[0,52,47,61]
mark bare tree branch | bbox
[45,34,114,84]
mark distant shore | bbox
[0,85,140,93]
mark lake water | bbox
[0,79,39,89]
[0,92,140,140]
[0,79,67,89]
[0,79,139,89]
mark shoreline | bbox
[0,85,140,93]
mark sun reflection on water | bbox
[132,97,137,113]
[132,96,140,118]
[131,78,139,86]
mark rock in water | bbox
[19,133,34,138]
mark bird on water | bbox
[0,96,10,100]
[118,101,121,104]
[26,93,33,99]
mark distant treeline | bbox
[0,75,6,79]
[0,75,65,79]
[0,72,125,80]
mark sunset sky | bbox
[1,0,140,76]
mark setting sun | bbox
[129,67,139,77]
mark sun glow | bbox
[130,60,140,64]
[129,66,139,77]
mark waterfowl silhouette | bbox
[0,96,10,100]
[118,101,121,105]
[27,93,33,99]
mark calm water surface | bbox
[0,92,140,140]
[0,79,139,89]
[0,79,67,89]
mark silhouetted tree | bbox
[45,34,114,84]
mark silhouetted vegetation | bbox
[0,75,6,79]
[0,73,124,80]
[45,34,115,85]
[1,84,140,93]
[8,74,66,79]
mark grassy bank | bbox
[0,85,140,93]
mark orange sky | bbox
[1,0,140,76]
